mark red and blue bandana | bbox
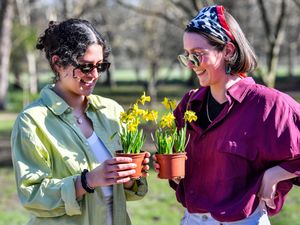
[187,5,235,43]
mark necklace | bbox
[73,112,85,124]
[206,91,213,123]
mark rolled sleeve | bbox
[61,175,82,216]
[124,178,148,201]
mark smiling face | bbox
[183,32,227,89]
[54,44,104,100]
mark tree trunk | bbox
[257,0,287,88]
[288,42,297,77]
[15,0,38,95]
[27,52,38,94]
[147,61,158,104]
[0,0,14,110]
[104,54,116,87]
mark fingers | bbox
[260,196,276,209]
[258,190,277,209]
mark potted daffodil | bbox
[152,97,197,179]
[112,92,157,178]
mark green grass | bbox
[1,168,300,225]
[127,171,184,225]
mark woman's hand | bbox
[258,169,278,209]
[140,151,151,177]
[258,166,297,209]
[152,154,182,184]
[87,157,137,188]
[124,151,151,189]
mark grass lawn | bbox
[0,167,300,225]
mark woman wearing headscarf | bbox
[154,5,300,225]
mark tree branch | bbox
[169,0,195,18]
[273,0,287,40]
[257,0,272,43]
[116,0,183,29]
[291,0,300,9]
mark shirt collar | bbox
[40,84,106,115]
[189,77,255,104]
[226,77,255,103]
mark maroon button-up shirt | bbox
[171,77,300,222]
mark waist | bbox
[183,201,269,225]
[186,201,267,223]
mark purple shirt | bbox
[172,77,300,222]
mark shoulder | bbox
[246,84,300,123]
[248,84,299,110]
[12,98,48,138]
[15,98,47,124]
[88,94,124,115]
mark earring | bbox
[225,64,232,75]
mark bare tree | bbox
[15,0,38,95]
[257,0,288,87]
[287,1,300,77]
[0,0,14,110]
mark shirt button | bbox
[202,215,208,221]
[85,142,89,146]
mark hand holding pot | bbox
[152,154,185,182]
[86,157,137,188]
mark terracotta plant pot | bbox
[156,152,187,179]
[115,150,146,179]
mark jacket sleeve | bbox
[124,178,148,201]
[11,114,82,217]
[261,94,300,186]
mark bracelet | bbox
[81,169,95,193]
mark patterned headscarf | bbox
[187,5,234,43]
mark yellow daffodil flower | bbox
[139,92,151,105]
[184,110,198,123]
[160,112,175,128]
[162,97,177,110]
[143,110,158,121]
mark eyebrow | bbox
[184,47,207,52]
[78,59,103,64]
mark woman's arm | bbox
[259,166,298,209]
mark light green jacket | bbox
[11,85,148,225]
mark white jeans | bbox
[180,202,271,225]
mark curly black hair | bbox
[36,19,110,81]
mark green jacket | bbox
[11,85,147,225]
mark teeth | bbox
[81,79,93,84]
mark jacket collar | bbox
[189,77,255,104]
[40,84,106,115]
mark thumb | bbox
[266,199,276,209]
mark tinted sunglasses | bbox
[177,53,201,67]
[74,61,111,74]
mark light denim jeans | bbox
[180,202,271,225]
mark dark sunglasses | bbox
[177,53,201,67]
[74,61,111,74]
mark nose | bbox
[87,67,100,78]
[187,60,195,69]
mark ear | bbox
[51,55,60,65]
[223,42,236,60]
[51,55,62,74]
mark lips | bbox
[80,79,96,87]
[195,69,206,76]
